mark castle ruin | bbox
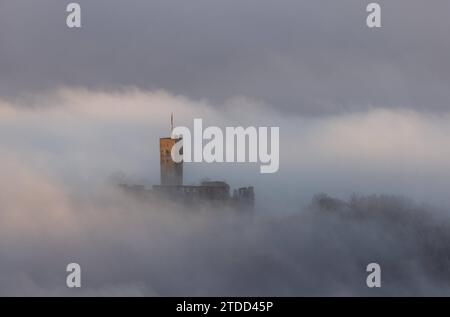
[121,115,255,210]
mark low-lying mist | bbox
[1,164,450,296]
[1,88,450,295]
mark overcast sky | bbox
[1,0,450,115]
[3,1,450,296]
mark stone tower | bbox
[160,114,183,186]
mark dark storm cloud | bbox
[1,0,450,115]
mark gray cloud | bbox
[1,89,450,295]
[1,0,450,115]
[2,88,450,208]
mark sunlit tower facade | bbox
[160,114,183,186]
